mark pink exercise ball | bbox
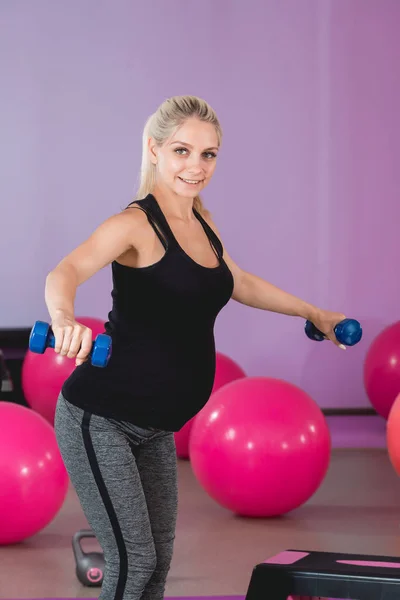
[387,393,400,476]
[174,418,194,459]
[212,352,247,393]
[22,316,105,424]
[0,402,69,545]
[364,321,400,419]
[174,352,246,459]
[189,377,331,517]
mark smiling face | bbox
[149,118,219,199]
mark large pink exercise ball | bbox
[22,316,105,424]
[189,377,331,517]
[0,402,69,545]
[174,352,246,459]
[364,321,400,419]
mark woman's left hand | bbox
[308,308,347,350]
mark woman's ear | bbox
[148,137,158,165]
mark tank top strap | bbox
[193,209,224,261]
[143,195,180,249]
[124,195,178,251]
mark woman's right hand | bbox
[51,312,94,366]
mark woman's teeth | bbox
[179,177,202,185]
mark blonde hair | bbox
[135,95,222,214]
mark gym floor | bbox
[1,417,400,599]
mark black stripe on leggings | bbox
[81,411,128,600]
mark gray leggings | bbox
[54,393,178,600]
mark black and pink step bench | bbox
[245,548,400,599]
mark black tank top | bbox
[62,193,234,431]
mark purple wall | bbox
[1,0,399,409]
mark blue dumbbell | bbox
[305,318,362,347]
[29,320,112,367]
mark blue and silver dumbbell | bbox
[29,320,112,367]
[305,318,362,347]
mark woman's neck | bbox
[152,184,195,222]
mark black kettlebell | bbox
[72,529,105,587]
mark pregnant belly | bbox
[103,334,216,395]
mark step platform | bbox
[245,548,400,600]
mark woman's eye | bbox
[174,148,217,159]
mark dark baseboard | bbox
[0,328,31,348]
[322,407,377,416]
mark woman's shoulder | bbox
[118,199,150,223]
